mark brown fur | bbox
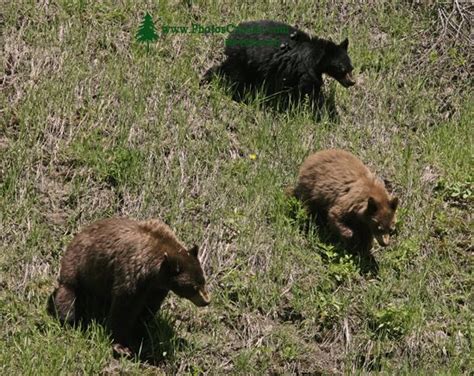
[291,149,399,251]
[48,218,210,355]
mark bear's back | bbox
[59,218,183,290]
[295,149,374,207]
[225,20,307,60]
[137,219,186,254]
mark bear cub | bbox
[202,20,355,112]
[290,149,398,252]
[48,218,210,356]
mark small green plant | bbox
[384,237,419,273]
[316,293,344,329]
[435,179,473,206]
[319,243,359,283]
[285,195,309,227]
[370,305,411,340]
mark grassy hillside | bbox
[1,1,472,374]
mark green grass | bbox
[1,1,472,374]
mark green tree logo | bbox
[136,12,158,52]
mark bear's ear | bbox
[390,196,399,211]
[339,38,349,50]
[366,196,378,215]
[189,245,199,258]
[163,252,180,275]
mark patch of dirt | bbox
[0,136,10,151]
[37,173,72,226]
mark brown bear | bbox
[289,149,399,252]
[48,217,210,356]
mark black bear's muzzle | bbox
[189,288,211,307]
[338,72,356,88]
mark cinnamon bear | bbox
[48,218,210,356]
[289,149,398,252]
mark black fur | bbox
[202,20,355,114]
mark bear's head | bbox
[363,195,399,247]
[164,245,210,307]
[321,38,355,88]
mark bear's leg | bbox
[218,58,251,100]
[201,58,249,100]
[108,292,146,357]
[328,207,353,243]
[140,289,169,322]
[50,284,77,325]
[297,80,331,120]
[219,57,246,80]
[202,57,247,81]
[303,87,327,120]
[133,289,169,343]
[310,91,325,112]
[356,227,374,253]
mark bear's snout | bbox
[189,288,211,307]
[338,72,356,88]
[375,233,390,247]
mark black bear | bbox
[48,218,210,356]
[202,20,355,115]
